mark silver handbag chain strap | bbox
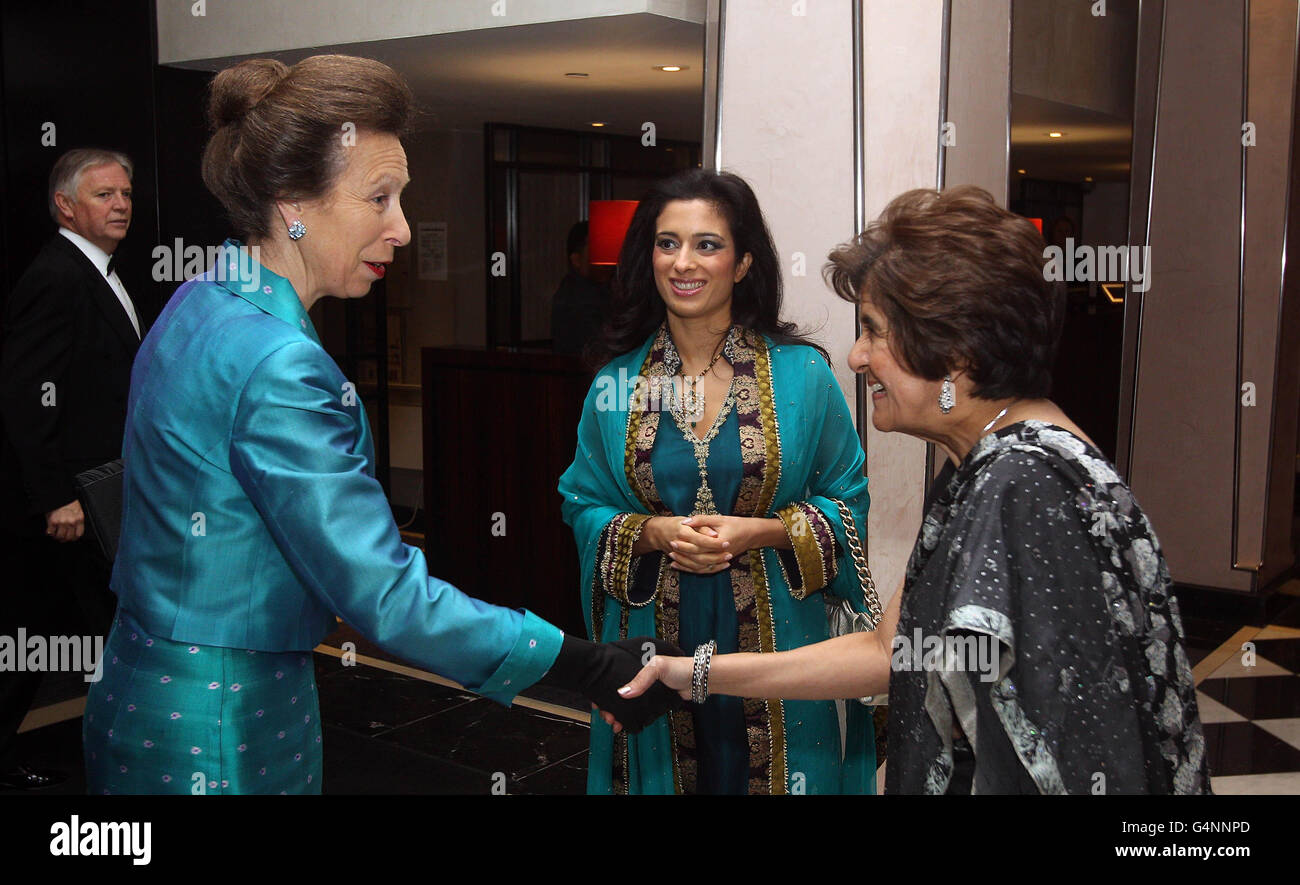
[829,498,883,628]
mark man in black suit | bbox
[550,221,608,357]
[0,148,144,789]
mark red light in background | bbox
[589,201,639,265]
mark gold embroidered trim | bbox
[753,334,783,516]
[590,564,606,642]
[609,513,653,606]
[749,550,787,794]
[751,333,787,793]
[616,604,631,794]
[775,504,827,599]
[624,406,654,515]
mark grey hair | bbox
[48,148,133,224]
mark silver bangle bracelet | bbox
[691,640,716,704]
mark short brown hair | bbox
[201,55,413,240]
[824,185,1064,400]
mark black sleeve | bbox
[0,265,78,515]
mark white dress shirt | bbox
[59,226,141,339]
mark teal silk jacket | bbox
[111,241,560,704]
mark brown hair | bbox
[201,55,413,240]
[824,185,1064,400]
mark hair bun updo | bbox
[206,58,290,129]
[200,54,412,242]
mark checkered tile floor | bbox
[1197,599,1300,794]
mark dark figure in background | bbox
[0,148,144,790]
[550,221,607,355]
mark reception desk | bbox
[420,347,592,636]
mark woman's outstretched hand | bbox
[543,636,685,733]
[600,652,695,733]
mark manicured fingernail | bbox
[670,541,679,549]
[618,686,631,696]
[724,553,732,560]
[722,541,730,547]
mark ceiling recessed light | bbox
[589,121,607,127]
[1085,176,1093,182]
[1018,169,1027,174]
[654,65,687,72]
[1048,131,1065,138]
[564,72,589,78]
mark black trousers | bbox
[0,527,115,768]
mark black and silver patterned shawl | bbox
[885,421,1211,795]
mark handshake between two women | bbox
[544,635,687,733]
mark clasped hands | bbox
[573,516,781,732]
[641,514,762,574]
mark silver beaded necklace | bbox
[668,328,736,516]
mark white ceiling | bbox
[169,12,706,141]
[172,10,1134,182]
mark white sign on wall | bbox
[417,221,447,281]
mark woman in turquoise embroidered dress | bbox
[559,170,875,794]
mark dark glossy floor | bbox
[3,645,590,796]
[5,587,1299,794]
[311,657,589,794]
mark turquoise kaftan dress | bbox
[652,389,749,792]
[559,324,877,794]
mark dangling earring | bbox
[938,375,956,414]
[287,219,306,240]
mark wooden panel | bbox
[421,348,590,635]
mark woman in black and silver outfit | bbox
[619,185,1210,795]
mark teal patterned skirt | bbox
[83,608,322,795]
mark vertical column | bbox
[859,0,948,596]
[717,0,857,391]
[719,0,932,599]
[1239,0,1299,584]
[1120,0,1300,592]
[943,0,1012,203]
[716,0,1015,598]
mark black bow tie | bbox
[105,253,118,277]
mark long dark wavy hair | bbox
[585,168,827,369]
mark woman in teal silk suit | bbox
[559,170,876,794]
[83,55,678,795]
